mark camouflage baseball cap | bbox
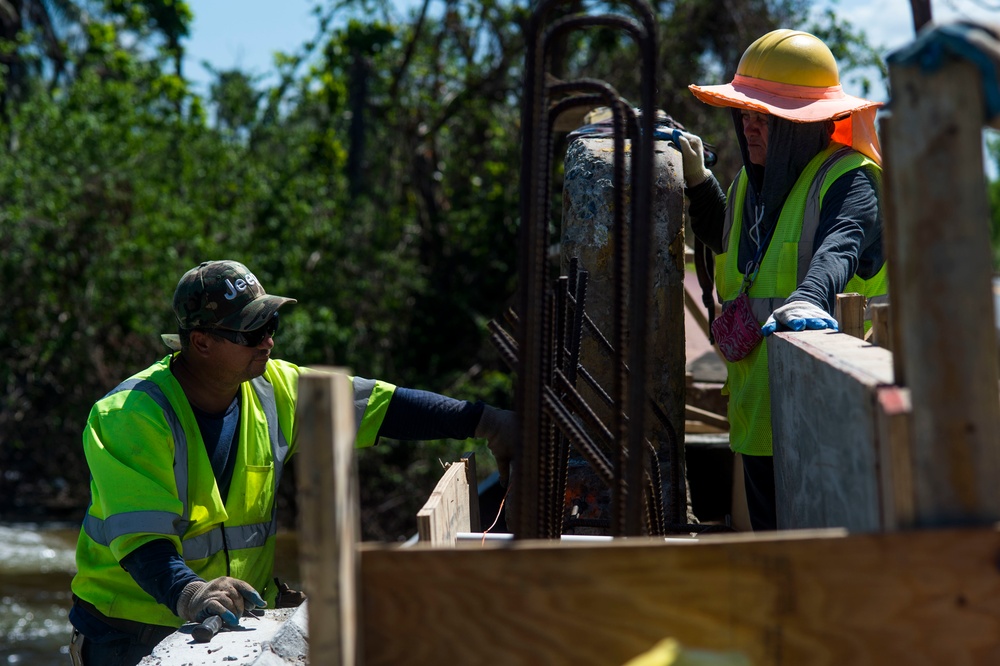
[161,260,296,350]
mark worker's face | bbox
[741,110,769,166]
[198,326,276,385]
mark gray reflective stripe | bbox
[88,375,289,559]
[173,377,286,562]
[798,146,856,285]
[83,510,184,546]
[104,379,190,526]
[182,517,278,560]
[352,377,376,437]
[251,376,289,484]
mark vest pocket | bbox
[243,464,274,520]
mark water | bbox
[0,522,302,665]
[0,522,78,666]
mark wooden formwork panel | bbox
[361,527,1000,665]
[769,330,895,532]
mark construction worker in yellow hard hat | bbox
[669,29,888,531]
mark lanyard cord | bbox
[741,194,770,294]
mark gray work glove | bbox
[176,576,267,627]
[761,300,839,336]
[668,129,712,188]
[475,405,518,486]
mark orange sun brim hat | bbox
[689,29,883,164]
[688,73,881,123]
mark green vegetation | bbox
[1,0,996,539]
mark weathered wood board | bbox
[417,460,471,546]
[768,330,894,531]
[295,368,360,666]
[361,527,1000,666]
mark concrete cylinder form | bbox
[560,136,688,527]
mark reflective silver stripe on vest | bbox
[86,376,286,556]
[83,379,192,546]
[799,146,856,285]
[182,516,278,560]
[106,379,190,524]
[721,147,862,323]
[83,510,184,546]
[352,377,375,436]
[180,377,286,561]
[251,376,289,487]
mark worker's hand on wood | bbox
[176,576,267,627]
[668,129,712,188]
[475,405,518,486]
[762,300,838,336]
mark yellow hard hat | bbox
[689,28,879,123]
[738,29,840,89]
[688,28,883,163]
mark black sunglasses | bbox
[206,313,280,347]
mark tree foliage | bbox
[2,0,988,539]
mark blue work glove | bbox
[668,129,712,188]
[761,300,839,336]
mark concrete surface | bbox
[139,604,308,666]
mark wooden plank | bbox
[768,331,894,531]
[685,404,729,431]
[834,292,865,340]
[877,113,907,386]
[416,462,471,546]
[461,452,482,532]
[295,368,359,666]
[360,526,1000,665]
[876,386,915,530]
[869,302,891,350]
[884,60,1000,526]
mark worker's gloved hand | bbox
[475,405,518,486]
[176,577,267,627]
[761,300,839,336]
[668,129,712,188]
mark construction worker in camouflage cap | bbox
[160,260,296,351]
[70,260,517,666]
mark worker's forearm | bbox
[792,168,882,312]
[686,175,727,255]
[378,387,485,441]
[120,539,202,614]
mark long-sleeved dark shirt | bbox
[71,386,485,638]
[687,165,884,315]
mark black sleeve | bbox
[378,387,486,441]
[686,174,728,255]
[120,539,202,613]
[789,167,883,313]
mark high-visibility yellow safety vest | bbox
[71,356,395,628]
[715,144,888,456]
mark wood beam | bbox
[417,461,472,546]
[884,59,1000,526]
[768,331,894,531]
[295,368,360,666]
[361,527,1000,665]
